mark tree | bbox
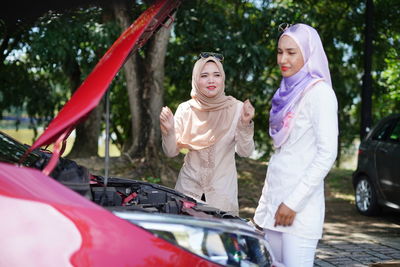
[2,0,400,178]
[1,1,177,183]
[371,0,400,118]
[27,8,120,158]
[360,0,374,139]
[3,7,122,157]
[164,0,400,166]
[0,15,60,137]
[166,0,277,158]
[109,0,175,184]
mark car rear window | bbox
[388,120,400,143]
[372,119,395,141]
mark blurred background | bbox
[1,0,399,179]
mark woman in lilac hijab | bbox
[254,23,338,266]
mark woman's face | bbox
[198,62,223,98]
[277,35,304,77]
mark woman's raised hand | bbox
[159,106,174,136]
[241,99,255,125]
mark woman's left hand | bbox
[274,203,296,227]
[241,99,255,124]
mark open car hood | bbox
[1,0,240,220]
[28,0,180,156]
[0,2,278,264]
[0,130,239,219]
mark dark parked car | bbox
[353,114,400,216]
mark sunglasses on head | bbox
[278,23,292,32]
[199,52,224,62]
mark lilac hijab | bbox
[269,23,332,148]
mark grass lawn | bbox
[236,157,355,218]
[1,129,355,219]
[325,168,355,203]
[69,156,356,219]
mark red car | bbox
[0,129,274,266]
[0,162,222,266]
[0,0,275,266]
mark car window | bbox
[388,120,400,143]
[372,119,396,141]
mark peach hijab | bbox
[177,57,238,150]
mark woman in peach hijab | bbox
[160,53,255,216]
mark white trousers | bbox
[265,229,319,267]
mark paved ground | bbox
[315,199,400,267]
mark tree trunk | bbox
[112,0,144,157]
[143,17,175,186]
[68,109,102,158]
[143,15,175,159]
[111,0,176,185]
[66,58,102,158]
[0,34,11,63]
[360,0,374,139]
[336,135,341,168]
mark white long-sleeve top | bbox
[162,100,255,216]
[254,81,338,239]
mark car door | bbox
[374,118,400,207]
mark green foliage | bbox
[2,0,400,162]
[165,0,400,161]
[167,0,280,156]
[0,62,57,130]
[1,6,121,135]
[286,0,366,156]
[26,7,120,86]
[325,168,354,202]
[375,41,400,118]
[144,176,161,184]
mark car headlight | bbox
[114,212,273,267]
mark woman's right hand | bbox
[159,106,174,136]
[274,202,296,227]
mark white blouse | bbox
[162,100,255,216]
[254,81,338,240]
